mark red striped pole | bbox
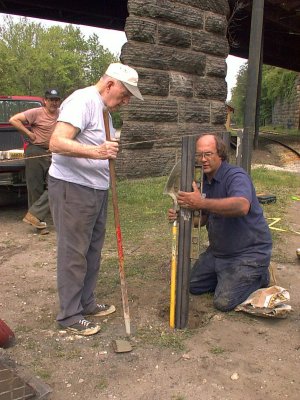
[103,110,131,336]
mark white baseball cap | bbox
[105,63,143,101]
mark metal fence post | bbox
[175,135,195,329]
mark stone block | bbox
[170,72,194,97]
[158,25,191,48]
[193,31,229,57]
[121,99,178,123]
[136,69,170,97]
[174,0,229,14]
[125,17,156,44]
[119,122,186,153]
[194,77,227,101]
[210,101,227,125]
[116,146,180,178]
[206,56,227,78]
[128,0,204,29]
[119,122,158,147]
[205,14,227,35]
[121,42,206,75]
[178,100,210,123]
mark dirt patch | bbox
[1,144,300,400]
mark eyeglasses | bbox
[195,152,216,160]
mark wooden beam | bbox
[241,0,264,174]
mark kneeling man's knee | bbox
[189,286,201,295]
[213,296,235,312]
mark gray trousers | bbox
[25,144,51,221]
[48,176,108,327]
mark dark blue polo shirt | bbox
[203,161,272,265]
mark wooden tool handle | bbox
[103,109,131,336]
[103,108,112,141]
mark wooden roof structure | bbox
[228,0,300,72]
[0,1,300,71]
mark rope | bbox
[0,137,180,164]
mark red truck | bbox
[0,95,44,203]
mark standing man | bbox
[169,134,272,311]
[9,89,61,233]
[48,63,143,336]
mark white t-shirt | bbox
[49,86,116,190]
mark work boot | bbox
[23,212,47,229]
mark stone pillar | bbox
[117,0,229,178]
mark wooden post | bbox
[241,0,264,174]
[254,32,264,149]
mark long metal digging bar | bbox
[103,109,131,336]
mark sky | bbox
[0,13,247,101]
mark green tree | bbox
[0,17,46,94]
[261,66,297,125]
[0,16,118,99]
[37,25,88,96]
[84,33,118,85]
[230,62,248,126]
[230,62,298,127]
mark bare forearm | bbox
[177,182,250,217]
[197,197,250,217]
[49,123,119,160]
[9,117,35,141]
[50,137,102,158]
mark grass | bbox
[253,168,300,196]
[246,169,300,262]
[252,168,300,245]
[259,125,300,137]
[229,125,300,138]
[136,326,192,351]
[14,325,33,333]
[94,378,108,390]
[52,342,82,359]
[105,177,171,253]
[100,176,172,290]
[210,346,226,355]
[23,338,40,350]
[34,368,51,380]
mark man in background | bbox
[9,89,61,234]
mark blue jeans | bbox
[189,249,270,311]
